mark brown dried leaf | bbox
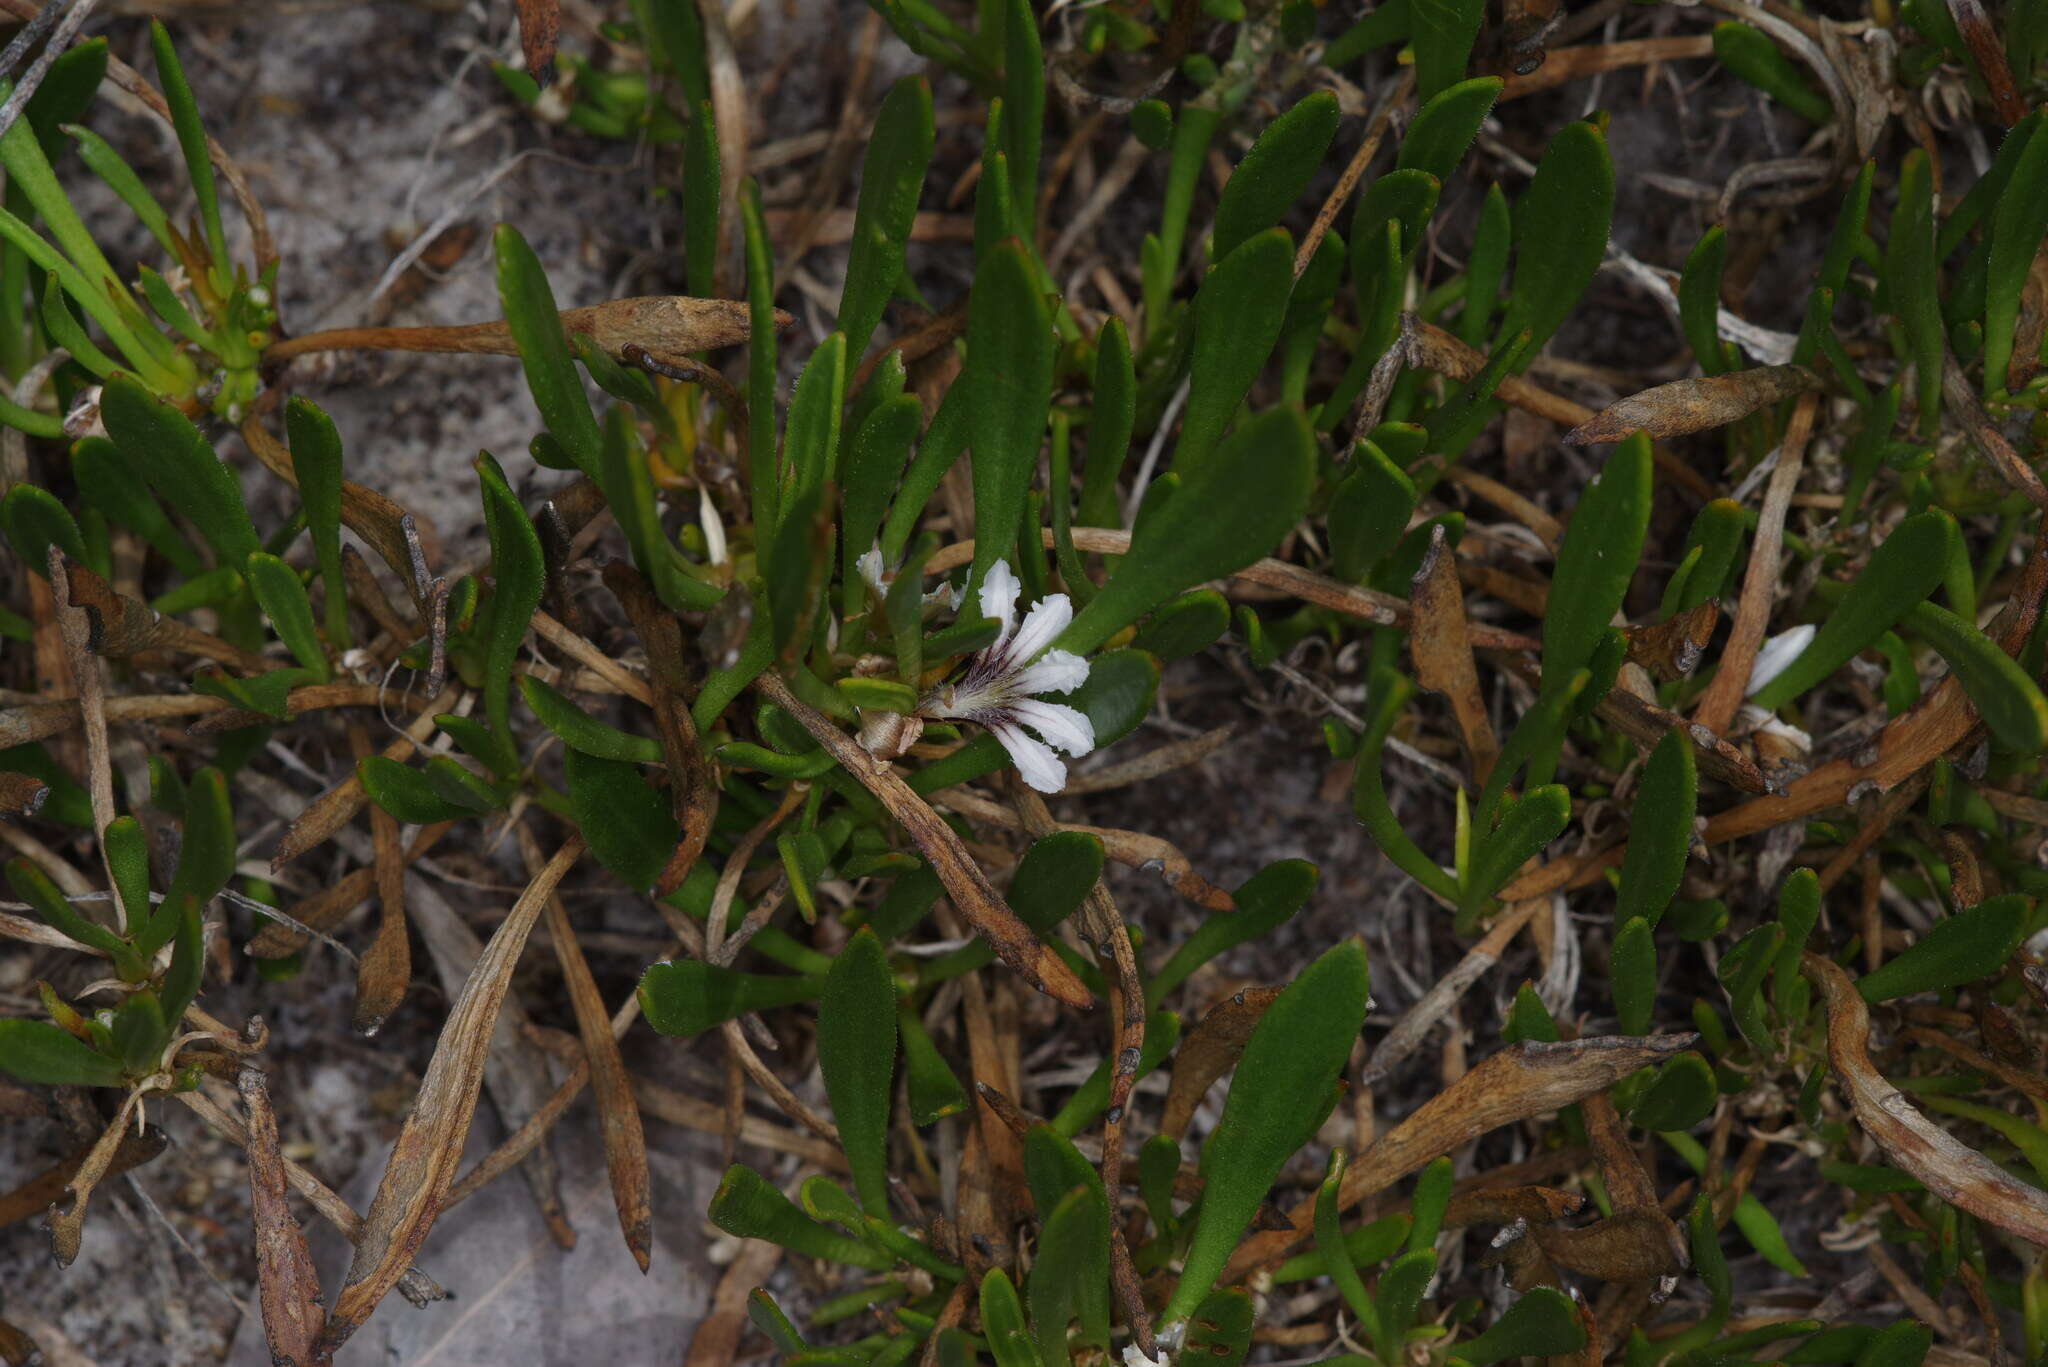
[1445,1184,1585,1229]
[1624,602,1719,681]
[519,824,653,1272]
[241,1052,329,1365]
[514,0,561,86]
[273,688,455,871]
[349,724,412,1036]
[0,771,48,818]
[1222,1034,1695,1281]
[1532,1207,1686,1281]
[62,561,267,669]
[1565,366,1821,446]
[684,1236,782,1367]
[1805,952,2048,1247]
[249,821,453,959]
[1411,525,1499,785]
[755,671,1092,1007]
[1160,986,1284,1141]
[322,838,584,1354]
[0,1123,164,1230]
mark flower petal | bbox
[1007,593,1074,664]
[1010,699,1096,757]
[857,546,888,595]
[978,560,1020,646]
[990,718,1070,792]
[1012,648,1089,697]
[1745,622,1817,698]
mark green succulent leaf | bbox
[1497,120,1614,364]
[285,398,351,648]
[476,451,546,753]
[1856,894,2028,1003]
[1212,92,1339,262]
[966,239,1055,592]
[1902,601,2048,754]
[1397,76,1501,182]
[818,929,898,1215]
[1615,729,1697,928]
[839,76,934,359]
[1632,1051,1718,1132]
[100,374,260,564]
[1453,1288,1587,1365]
[245,554,330,681]
[1410,0,1486,99]
[707,1163,891,1269]
[1985,111,2048,395]
[640,960,826,1037]
[495,223,602,478]
[1543,432,1651,693]
[0,1018,125,1088]
[1163,938,1371,1326]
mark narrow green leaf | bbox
[359,756,473,825]
[741,180,780,535]
[102,816,150,936]
[100,374,260,563]
[1680,227,1729,375]
[565,748,678,891]
[246,553,330,680]
[1718,922,1783,1049]
[980,1269,1038,1367]
[1397,77,1501,182]
[1632,1052,1717,1131]
[285,398,350,648]
[1315,1152,1384,1340]
[1178,227,1295,476]
[1132,590,1230,661]
[1454,1289,1587,1365]
[1497,120,1614,364]
[1903,601,2048,753]
[1029,1184,1111,1365]
[1460,785,1570,925]
[841,395,923,617]
[1410,0,1487,98]
[786,333,848,504]
[149,22,226,274]
[1162,939,1371,1326]
[1543,431,1652,690]
[1000,0,1043,239]
[1856,893,2028,1002]
[1212,92,1340,261]
[1612,916,1657,1036]
[0,1018,125,1088]
[1887,150,1944,437]
[707,1163,892,1269]
[966,239,1054,591]
[518,675,664,762]
[819,929,898,1215]
[682,100,720,299]
[1985,111,2048,395]
[1615,729,1696,927]
[63,123,176,258]
[1458,183,1512,349]
[1712,23,1832,123]
[899,1005,968,1125]
[6,856,131,966]
[476,451,545,750]
[1852,1321,1933,1367]
[840,76,934,359]
[3,484,86,575]
[1062,406,1315,656]
[1750,510,1958,710]
[1080,317,1135,528]
[159,767,233,943]
[495,223,602,477]
[640,961,826,1036]
[1182,1291,1254,1367]
[1147,860,1318,1007]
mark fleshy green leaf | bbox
[359,755,473,825]
[0,1018,125,1088]
[566,748,678,891]
[1886,150,1944,437]
[1147,859,1318,1008]
[1611,916,1657,1036]
[1179,227,1295,478]
[1856,894,2028,1003]
[840,394,923,618]
[1543,431,1652,690]
[1162,939,1371,1326]
[1750,510,1958,710]
[1460,785,1570,926]
[1632,1051,1718,1131]
[707,1163,891,1268]
[1615,729,1696,928]
[1712,23,1832,123]
[495,223,602,477]
[1062,407,1315,655]
[839,76,934,359]
[477,451,545,752]
[818,929,898,1214]
[1029,1184,1112,1364]
[1453,1288,1587,1365]
[1903,600,2048,754]
[1080,318,1136,529]
[966,239,1054,591]
[1396,76,1501,182]
[1132,590,1230,661]
[1985,111,2048,395]
[640,960,826,1036]
[285,398,351,648]
[245,553,330,681]
[1497,120,1614,365]
[100,374,260,563]
[518,675,664,762]
[1212,93,1339,262]
[1410,0,1486,98]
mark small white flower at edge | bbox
[1743,622,1817,699]
[918,560,1094,793]
[858,544,962,611]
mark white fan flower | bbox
[918,560,1095,793]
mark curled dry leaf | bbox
[241,1051,328,1366]
[1564,366,1821,445]
[61,561,270,671]
[1223,1034,1695,1281]
[0,771,48,818]
[1532,1207,1687,1281]
[322,837,583,1354]
[1804,952,2048,1247]
[1160,986,1284,1141]
[753,671,1093,1008]
[1411,524,1499,784]
[1623,601,1720,681]
[513,0,561,86]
